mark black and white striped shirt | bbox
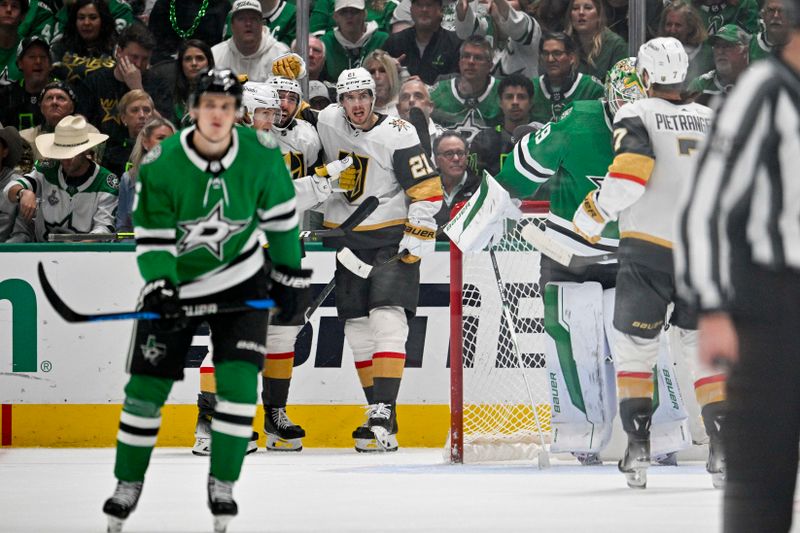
[675,57,800,312]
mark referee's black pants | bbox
[725,264,800,533]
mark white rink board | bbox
[0,249,451,405]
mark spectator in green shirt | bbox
[750,0,791,61]
[320,0,389,81]
[658,0,713,86]
[0,0,28,84]
[563,0,627,82]
[686,23,750,105]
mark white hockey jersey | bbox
[596,97,713,248]
[316,105,442,249]
[274,118,326,212]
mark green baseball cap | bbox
[709,24,750,46]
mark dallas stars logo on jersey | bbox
[177,200,249,260]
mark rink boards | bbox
[0,243,454,448]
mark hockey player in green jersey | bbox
[101,67,311,533]
[447,57,695,468]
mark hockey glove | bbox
[269,265,313,325]
[315,154,353,179]
[573,190,609,244]
[399,221,437,263]
[138,278,185,331]
[336,165,359,191]
[272,53,306,79]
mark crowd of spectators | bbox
[0,0,787,242]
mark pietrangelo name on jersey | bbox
[654,113,712,134]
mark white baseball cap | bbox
[335,0,365,11]
[308,81,331,102]
[231,0,262,15]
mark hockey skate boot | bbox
[367,403,397,451]
[354,405,398,452]
[618,398,653,489]
[207,475,237,533]
[264,406,305,451]
[103,480,143,533]
[194,416,258,455]
[702,402,726,489]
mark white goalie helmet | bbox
[636,37,689,89]
[242,82,280,117]
[336,67,375,101]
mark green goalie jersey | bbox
[134,126,301,299]
[494,99,619,256]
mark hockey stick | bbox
[408,107,432,158]
[297,195,378,241]
[520,222,616,270]
[48,232,134,242]
[335,247,411,279]
[488,248,551,468]
[37,263,274,323]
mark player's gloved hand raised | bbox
[272,53,306,79]
[572,191,609,244]
[138,278,185,331]
[269,265,313,325]
[336,163,359,191]
[313,155,354,198]
[399,220,437,263]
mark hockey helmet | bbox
[242,82,281,116]
[336,67,375,101]
[605,57,647,117]
[636,37,689,89]
[267,76,303,99]
[190,67,244,108]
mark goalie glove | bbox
[572,190,610,244]
[399,219,437,263]
[272,53,306,79]
[269,265,313,325]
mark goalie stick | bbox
[520,222,616,270]
[37,263,274,323]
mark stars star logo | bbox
[141,335,167,365]
[453,111,485,144]
[177,201,249,260]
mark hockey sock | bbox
[114,374,173,482]
[616,371,655,402]
[261,351,293,407]
[694,374,726,408]
[210,360,259,482]
[372,352,405,403]
[355,360,374,404]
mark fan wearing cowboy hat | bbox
[3,114,116,241]
[0,125,25,241]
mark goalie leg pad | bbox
[650,332,692,457]
[544,282,615,453]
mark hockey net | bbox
[449,201,552,463]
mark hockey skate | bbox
[194,416,258,455]
[102,480,143,533]
[619,438,650,489]
[702,401,726,489]
[572,452,602,466]
[264,406,305,451]
[208,475,237,533]
[354,404,398,452]
[367,403,397,451]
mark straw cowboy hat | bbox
[35,115,108,160]
[0,126,23,169]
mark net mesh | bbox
[452,204,552,462]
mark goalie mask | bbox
[636,37,689,89]
[605,57,647,117]
[267,76,302,130]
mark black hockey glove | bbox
[138,278,185,331]
[269,265,313,325]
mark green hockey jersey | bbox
[430,76,502,139]
[494,99,619,256]
[134,126,301,298]
[697,0,760,35]
[530,72,604,125]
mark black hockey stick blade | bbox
[37,262,274,323]
[303,278,336,322]
[408,107,432,158]
[296,195,379,241]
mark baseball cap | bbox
[335,0,366,11]
[708,24,750,46]
[17,36,50,58]
[308,80,331,102]
[231,0,262,15]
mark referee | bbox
[675,1,800,531]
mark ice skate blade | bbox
[266,434,303,451]
[370,426,398,451]
[192,437,210,456]
[245,439,258,455]
[106,515,125,533]
[213,514,234,533]
[354,435,398,453]
[711,472,725,489]
[624,469,647,489]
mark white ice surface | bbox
[0,447,747,533]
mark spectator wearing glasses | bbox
[433,130,478,238]
[430,35,500,141]
[469,74,533,176]
[750,0,791,61]
[686,24,750,105]
[531,31,603,124]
